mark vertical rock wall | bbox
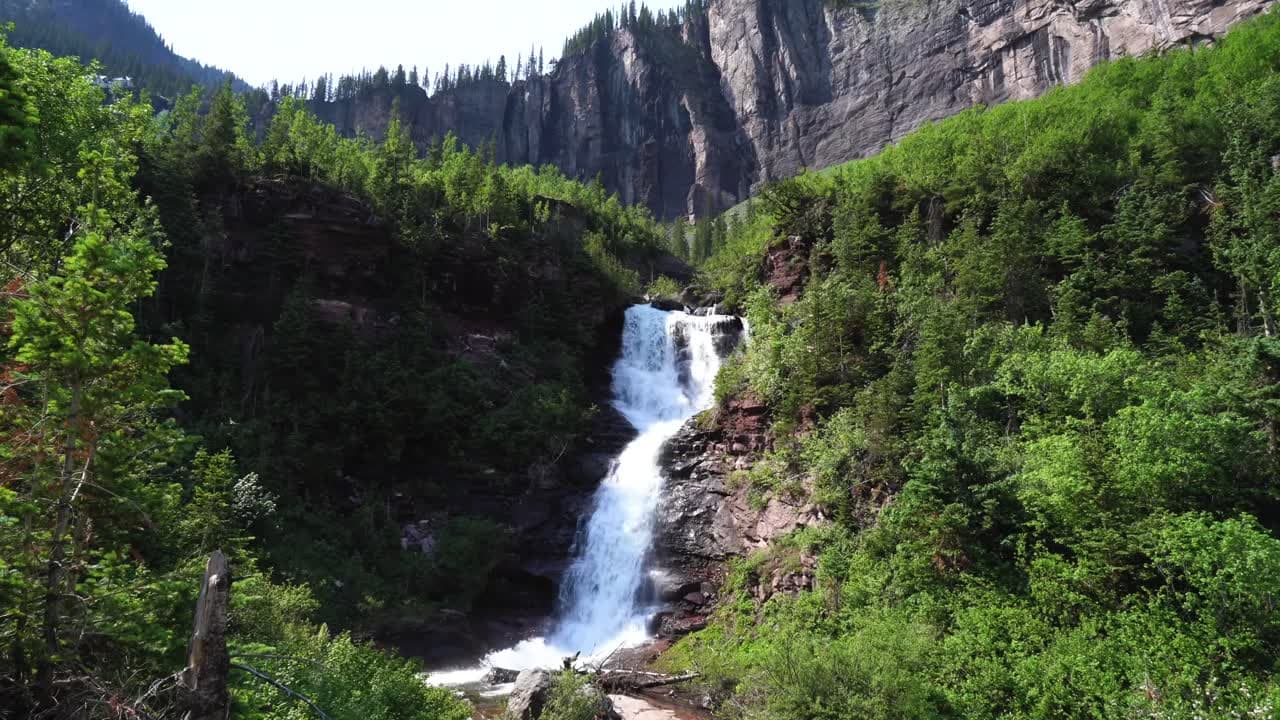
[314,0,1272,218]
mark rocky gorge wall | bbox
[313,0,1272,219]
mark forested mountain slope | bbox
[656,10,1280,719]
[0,0,245,97]
[0,32,677,718]
[6,0,1268,220]
[302,0,1271,219]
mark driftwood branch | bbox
[598,670,700,692]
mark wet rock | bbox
[682,287,726,312]
[655,612,709,637]
[647,571,703,603]
[505,670,556,720]
[650,298,688,313]
[400,521,435,554]
[484,667,520,684]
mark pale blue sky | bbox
[126,0,687,88]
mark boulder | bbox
[505,670,555,720]
[504,670,620,720]
[573,684,622,720]
[484,667,520,684]
[649,298,686,313]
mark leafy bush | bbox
[538,672,613,720]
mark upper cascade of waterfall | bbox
[429,304,742,684]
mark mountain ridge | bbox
[306,0,1273,218]
[0,0,247,96]
[4,0,1271,217]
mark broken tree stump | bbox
[181,550,231,720]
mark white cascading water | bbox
[430,304,736,685]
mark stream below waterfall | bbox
[428,304,739,694]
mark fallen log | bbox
[599,671,699,692]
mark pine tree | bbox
[197,80,246,190]
[497,55,508,83]
[0,38,36,171]
[5,143,189,684]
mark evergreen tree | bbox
[4,140,188,689]
[0,37,36,171]
[196,80,250,191]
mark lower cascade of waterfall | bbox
[430,304,740,686]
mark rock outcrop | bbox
[650,394,826,635]
[504,671,620,720]
[505,670,557,720]
[314,0,1272,218]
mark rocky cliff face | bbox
[648,392,827,637]
[314,0,1271,219]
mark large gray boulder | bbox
[505,670,555,720]
[504,670,621,720]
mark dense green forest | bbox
[561,0,707,56]
[663,10,1280,720]
[5,0,1280,718]
[0,0,246,98]
[0,25,668,718]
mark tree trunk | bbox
[182,551,232,720]
[1259,288,1277,339]
[38,383,83,690]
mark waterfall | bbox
[551,304,731,653]
[430,304,739,683]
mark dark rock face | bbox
[313,0,1269,218]
[652,394,826,636]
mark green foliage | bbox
[645,275,683,300]
[0,4,682,712]
[562,1,708,57]
[0,31,36,170]
[537,672,614,720]
[0,0,245,98]
[681,10,1280,720]
[232,625,470,720]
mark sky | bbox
[125,0,688,88]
